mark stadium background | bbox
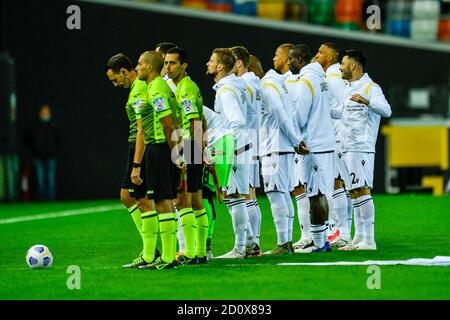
[0,0,449,201]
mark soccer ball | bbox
[26,244,53,269]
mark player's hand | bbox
[350,94,369,106]
[131,168,142,185]
[295,141,309,155]
[174,156,187,171]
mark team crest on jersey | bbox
[153,97,166,111]
[182,100,193,113]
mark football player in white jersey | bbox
[331,50,391,251]
[230,46,263,257]
[248,54,266,80]
[260,45,302,254]
[285,45,314,251]
[291,52,336,253]
[206,48,253,259]
[314,43,353,247]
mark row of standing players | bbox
[105,41,392,269]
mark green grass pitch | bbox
[0,195,449,300]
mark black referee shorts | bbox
[121,142,147,199]
[145,142,179,202]
[182,139,204,193]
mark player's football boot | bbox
[331,237,350,248]
[246,243,263,257]
[325,241,332,252]
[338,239,363,251]
[263,243,292,255]
[197,256,208,264]
[327,229,340,243]
[292,238,313,250]
[177,254,199,265]
[122,256,150,269]
[295,241,327,253]
[139,257,179,270]
[355,242,377,251]
[216,248,246,259]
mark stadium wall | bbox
[1,0,449,200]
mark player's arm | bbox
[261,83,301,147]
[365,84,392,118]
[131,119,145,185]
[294,79,314,128]
[218,88,246,143]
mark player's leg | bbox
[262,154,292,255]
[192,188,209,263]
[216,151,250,259]
[296,153,333,253]
[332,178,351,247]
[176,191,198,264]
[339,152,376,251]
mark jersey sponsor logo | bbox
[153,97,167,112]
[181,99,193,113]
[133,99,143,113]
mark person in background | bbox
[25,104,62,201]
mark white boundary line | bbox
[78,0,450,53]
[0,204,123,225]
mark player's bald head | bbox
[141,50,164,73]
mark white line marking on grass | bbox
[0,204,123,225]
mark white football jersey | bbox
[259,69,301,156]
[241,71,261,158]
[331,73,392,153]
[293,62,335,153]
[213,73,250,150]
[326,63,346,145]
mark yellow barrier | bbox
[382,125,448,196]
[381,125,449,170]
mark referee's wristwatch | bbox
[132,162,141,168]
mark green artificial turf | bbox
[0,195,449,300]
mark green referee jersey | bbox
[175,76,203,140]
[126,79,148,143]
[138,75,178,145]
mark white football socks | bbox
[295,193,311,241]
[311,224,327,249]
[351,198,364,244]
[175,207,185,252]
[225,198,249,254]
[246,200,261,246]
[267,192,289,245]
[333,188,350,241]
[284,192,295,243]
[357,195,375,245]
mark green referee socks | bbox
[203,199,216,241]
[195,208,209,258]
[179,208,197,259]
[128,204,142,235]
[159,212,177,263]
[141,211,159,263]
